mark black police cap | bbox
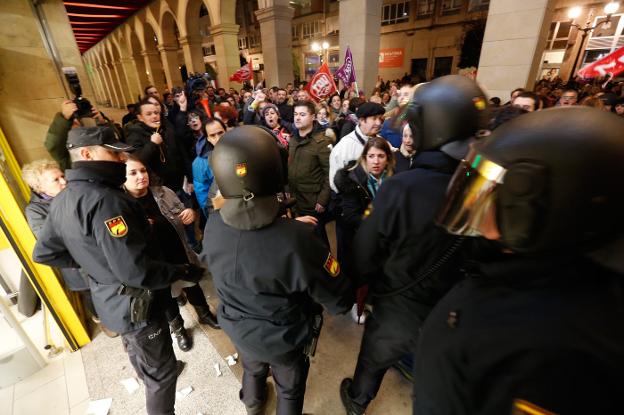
[67,126,134,152]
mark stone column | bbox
[103,63,121,108]
[158,44,183,90]
[120,57,142,101]
[179,35,205,75]
[339,0,382,96]
[255,3,294,87]
[92,66,108,105]
[113,60,131,106]
[476,0,555,100]
[211,23,241,89]
[141,49,166,92]
[132,53,150,92]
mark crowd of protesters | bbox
[25,67,624,414]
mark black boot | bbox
[169,315,193,352]
[340,378,366,415]
[194,305,220,329]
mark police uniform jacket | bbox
[413,254,624,415]
[352,151,473,326]
[202,214,353,363]
[33,161,183,334]
[26,192,88,291]
[288,126,333,216]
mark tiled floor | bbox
[1,349,89,415]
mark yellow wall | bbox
[0,0,93,165]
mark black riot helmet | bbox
[211,125,284,230]
[437,107,624,254]
[405,75,489,151]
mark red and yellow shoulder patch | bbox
[512,399,557,415]
[104,216,128,237]
[323,253,340,277]
[235,163,247,177]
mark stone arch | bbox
[141,14,168,91]
[103,41,123,108]
[218,0,237,25]
[86,52,106,105]
[110,36,133,105]
[158,9,184,89]
[124,24,150,92]
[94,45,115,107]
[175,0,212,76]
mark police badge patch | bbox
[105,216,128,237]
[323,253,340,277]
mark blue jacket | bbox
[379,119,402,148]
[192,137,215,212]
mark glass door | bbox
[0,127,89,387]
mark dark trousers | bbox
[122,319,178,415]
[241,351,310,415]
[164,284,210,322]
[349,311,421,409]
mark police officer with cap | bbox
[340,75,491,414]
[414,106,624,414]
[33,126,204,415]
[201,125,353,415]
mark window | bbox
[546,21,572,50]
[292,25,300,41]
[468,0,489,12]
[381,1,410,26]
[586,14,624,53]
[441,0,463,15]
[249,34,261,48]
[238,37,248,50]
[592,15,621,37]
[411,58,428,81]
[433,56,453,78]
[202,45,215,56]
[301,21,322,39]
[416,0,435,18]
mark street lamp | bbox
[311,41,329,64]
[567,2,620,82]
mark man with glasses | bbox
[558,88,578,106]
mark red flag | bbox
[577,47,624,79]
[229,61,253,82]
[305,62,337,102]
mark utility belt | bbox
[303,313,323,359]
[117,284,154,323]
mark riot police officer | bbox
[340,75,491,414]
[414,107,624,414]
[33,126,203,415]
[200,126,353,415]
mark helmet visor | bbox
[436,148,506,236]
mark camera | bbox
[62,67,93,118]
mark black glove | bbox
[180,263,205,283]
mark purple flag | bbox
[336,47,356,87]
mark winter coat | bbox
[334,162,372,232]
[288,127,333,216]
[125,119,189,192]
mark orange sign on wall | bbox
[379,48,404,68]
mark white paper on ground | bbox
[119,377,140,394]
[176,385,194,400]
[225,352,239,366]
[214,362,222,377]
[86,398,113,415]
